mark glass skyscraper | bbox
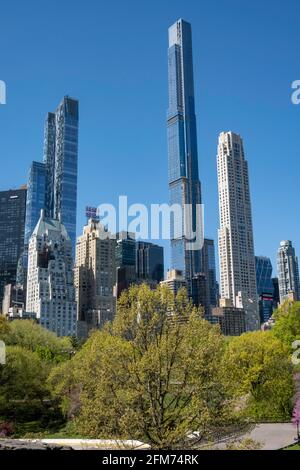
[277,240,300,303]
[24,161,46,247]
[0,187,27,304]
[24,96,79,260]
[255,256,274,323]
[167,19,202,280]
[136,241,164,283]
[44,96,79,257]
[203,238,218,310]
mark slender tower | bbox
[167,19,202,280]
[217,132,258,330]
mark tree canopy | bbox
[271,302,300,348]
[223,331,294,421]
[49,284,238,449]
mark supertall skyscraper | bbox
[217,132,259,330]
[277,240,300,303]
[25,96,79,261]
[44,96,79,256]
[167,19,202,280]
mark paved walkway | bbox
[212,423,297,450]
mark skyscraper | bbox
[24,97,79,260]
[115,232,137,297]
[0,187,27,305]
[167,19,202,280]
[255,256,274,323]
[277,240,300,303]
[44,96,79,257]
[136,241,164,284]
[24,161,46,247]
[74,219,116,337]
[26,211,77,336]
[217,132,259,331]
[202,238,218,312]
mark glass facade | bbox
[203,239,218,309]
[167,19,202,280]
[255,256,274,323]
[136,241,164,283]
[115,232,136,268]
[24,161,46,246]
[277,240,300,303]
[0,188,27,304]
[43,96,79,258]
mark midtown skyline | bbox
[0,1,299,275]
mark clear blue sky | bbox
[0,0,299,276]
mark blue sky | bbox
[0,0,299,276]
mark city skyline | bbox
[0,1,299,276]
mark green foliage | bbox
[223,331,294,421]
[0,320,72,361]
[50,285,239,449]
[271,302,300,347]
[226,438,262,450]
[0,315,10,335]
[0,346,50,401]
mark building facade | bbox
[74,219,116,336]
[202,238,218,312]
[277,240,300,303]
[0,188,27,305]
[24,161,47,247]
[160,269,187,295]
[167,19,202,280]
[136,241,164,284]
[44,97,79,257]
[26,211,77,336]
[212,305,246,336]
[255,256,274,323]
[217,131,259,330]
[115,232,137,297]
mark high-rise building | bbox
[0,188,27,305]
[203,239,218,312]
[160,269,187,295]
[277,240,300,303]
[190,272,208,317]
[272,277,280,309]
[255,256,275,323]
[24,161,46,247]
[74,219,116,337]
[212,305,246,336]
[43,96,79,256]
[115,232,137,297]
[136,241,164,284]
[217,131,259,331]
[115,232,136,268]
[24,97,79,260]
[167,19,202,280]
[26,211,77,336]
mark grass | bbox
[284,443,300,450]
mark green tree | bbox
[0,315,10,336]
[0,346,50,402]
[223,331,294,421]
[0,320,72,361]
[50,284,239,449]
[271,302,300,347]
